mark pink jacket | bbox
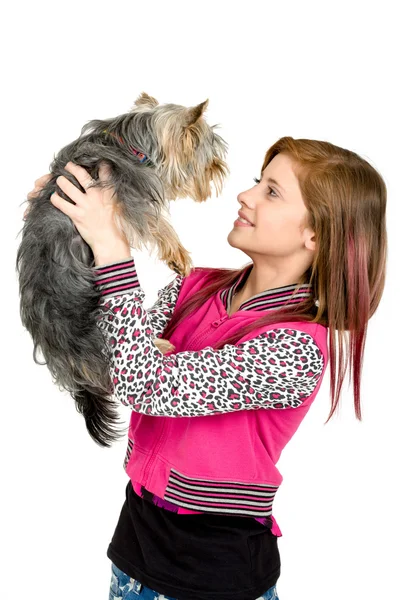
[94,258,329,537]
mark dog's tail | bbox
[71,383,126,449]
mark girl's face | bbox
[227,153,315,262]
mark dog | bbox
[16,92,228,447]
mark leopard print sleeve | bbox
[147,277,184,339]
[93,257,183,339]
[94,286,325,417]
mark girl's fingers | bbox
[27,174,52,200]
[56,174,85,205]
[64,161,95,191]
[35,173,52,187]
[50,192,81,220]
[27,187,40,200]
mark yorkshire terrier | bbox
[16,92,228,447]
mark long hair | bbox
[162,136,388,423]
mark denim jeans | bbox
[109,562,279,600]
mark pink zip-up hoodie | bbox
[94,258,329,537]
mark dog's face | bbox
[130,92,229,202]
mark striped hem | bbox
[93,257,140,298]
[164,468,280,518]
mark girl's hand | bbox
[50,161,129,254]
[24,173,52,220]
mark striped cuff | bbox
[93,257,140,298]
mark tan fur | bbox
[184,99,209,126]
[153,98,229,203]
[133,91,159,108]
[115,206,193,276]
[110,95,228,276]
[146,211,194,275]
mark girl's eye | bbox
[267,187,278,197]
[253,177,278,198]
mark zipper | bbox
[211,314,230,328]
[187,313,230,350]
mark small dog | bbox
[16,92,228,447]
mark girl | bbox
[25,136,387,600]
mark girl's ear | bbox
[305,229,317,252]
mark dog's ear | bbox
[133,92,159,108]
[184,99,209,127]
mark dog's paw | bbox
[168,252,193,277]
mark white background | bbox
[2,1,399,598]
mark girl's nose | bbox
[237,188,255,208]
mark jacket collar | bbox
[220,264,314,312]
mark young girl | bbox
[26,136,387,600]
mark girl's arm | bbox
[93,257,183,341]
[94,263,325,417]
